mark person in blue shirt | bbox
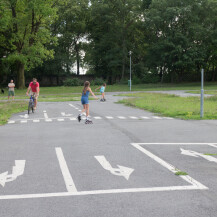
[95,83,106,102]
[78,81,98,124]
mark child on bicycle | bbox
[95,83,106,102]
[77,81,98,124]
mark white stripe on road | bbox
[20,120,27,123]
[33,120,40,123]
[93,116,102,119]
[8,121,15,124]
[0,184,206,200]
[45,119,52,122]
[105,116,114,119]
[129,116,138,119]
[141,116,150,119]
[70,118,77,121]
[55,147,77,192]
[43,111,49,119]
[153,116,162,119]
[117,116,126,119]
[57,119,64,122]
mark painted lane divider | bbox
[55,148,77,192]
[94,156,134,180]
[0,160,26,187]
[181,148,217,164]
[117,116,126,119]
[105,116,114,119]
[43,110,52,122]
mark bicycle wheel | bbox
[28,104,31,114]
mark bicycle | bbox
[28,94,35,114]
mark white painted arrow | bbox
[0,160,26,187]
[94,156,134,180]
[180,148,217,163]
[61,112,72,117]
[19,114,29,119]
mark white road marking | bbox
[33,120,40,123]
[129,116,138,119]
[133,143,217,146]
[43,111,49,119]
[105,116,114,119]
[95,156,134,180]
[117,116,126,119]
[55,147,77,192]
[78,110,81,112]
[181,148,217,163]
[57,119,64,122]
[70,118,77,121]
[164,117,174,120]
[131,143,208,190]
[94,117,102,120]
[0,185,206,200]
[0,160,26,187]
[20,120,27,123]
[141,117,150,119]
[45,119,52,122]
[208,144,217,148]
[61,112,72,117]
[8,121,15,124]
[153,116,162,119]
[19,114,29,119]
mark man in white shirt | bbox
[8,80,15,100]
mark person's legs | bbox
[12,91,15,100]
[8,91,11,100]
[86,104,89,118]
[102,92,105,99]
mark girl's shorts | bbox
[81,97,89,105]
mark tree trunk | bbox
[77,55,80,75]
[17,62,25,89]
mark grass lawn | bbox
[0,101,27,125]
[0,82,217,99]
[118,93,217,120]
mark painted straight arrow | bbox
[180,148,217,163]
[94,156,134,180]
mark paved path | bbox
[0,95,217,217]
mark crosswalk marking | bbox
[33,120,40,123]
[129,116,139,119]
[94,117,102,120]
[117,116,126,119]
[8,115,175,124]
[141,116,150,119]
[8,121,15,124]
[45,119,52,122]
[105,116,114,119]
[153,116,162,119]
[57,119,64,122]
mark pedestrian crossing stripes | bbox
[8,116,174,124]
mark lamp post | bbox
[200,69,204,118]
[129,51,132,91]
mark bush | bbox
[63,78,82,86]
[141,72,160,83]
[92,77,105,86]
[132,76,142,85]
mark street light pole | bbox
[129,51,132,91]
[200,69,204,118]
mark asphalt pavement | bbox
[0,93,217,217]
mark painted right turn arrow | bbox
[94,156,134,180]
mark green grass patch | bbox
[204,153,217,156]
[0,101,27,125]
[118,93,217,120]
[0,82,217,98]
[175,171,188,176]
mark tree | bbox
[0,0,59,88]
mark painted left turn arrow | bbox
[94,156,134,180]
[0,160,26,187]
